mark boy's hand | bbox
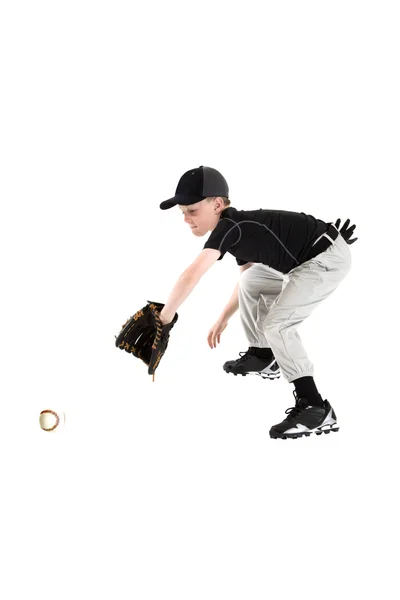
[208,317,229,349]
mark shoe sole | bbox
[223,361,281,380]
[224,370,281,380]
[270,426,340,439]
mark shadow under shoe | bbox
[223,347,280,380]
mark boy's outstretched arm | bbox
[159,248,221,325]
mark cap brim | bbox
[159,195,206,210]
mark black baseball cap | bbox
[159,165,229,210]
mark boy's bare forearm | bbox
[160,274,198,322]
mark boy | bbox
[158,166,356,439]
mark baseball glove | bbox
[115,300,178,381]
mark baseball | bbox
[39,409,65,432]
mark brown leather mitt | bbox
[115,300,178,381]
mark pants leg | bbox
[238,264,288,347]
[262,233,352,383]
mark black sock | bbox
[250,346,273,360]
[293,376,324,406]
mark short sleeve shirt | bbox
[202,206,329,274]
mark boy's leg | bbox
[267,234,352,439]
[222,264,286,379]
[263,234,352,383]
[238,264,287,349]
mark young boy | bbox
[158,165,355,439]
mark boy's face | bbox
[178,197,225,237]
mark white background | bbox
[1,1,399,598]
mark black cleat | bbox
[269,390,339,439]
[223,347,280,380]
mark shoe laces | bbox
[236,348,256,365]
[284,390,309,420]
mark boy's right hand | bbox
[207,317,228,349]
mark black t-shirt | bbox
[203,206,329,274]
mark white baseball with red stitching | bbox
[39,409,65,432]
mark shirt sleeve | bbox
[203,219,241,261]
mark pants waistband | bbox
[307,223,340,261]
